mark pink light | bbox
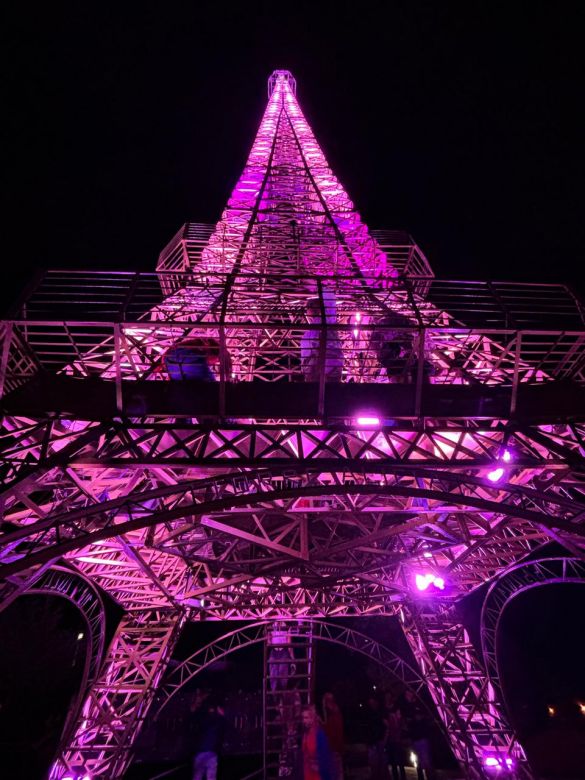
[502,449,512,462]
[415,572,446,592]
[487,467,504,482]
[356,416,381,427]
[415,573,433,591]
[483,753,514,770]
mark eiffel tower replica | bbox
[1,70,585,780]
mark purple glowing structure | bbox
[1,70,585,779]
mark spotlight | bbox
[415,573,433,591]
[77,632,85,641]
[486,448,513,482]
[483,753,514,771]
[415,573,446,592]
[355,415,380,427]
[410,751,418,767]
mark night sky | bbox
[4,2,584,315]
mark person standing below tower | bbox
[364,696,391,780]
[401,690,436,780]
[268,624,297,692]
[301,706,333,780]
[192,702,226,780]
[322,692,344,780]
[384,692,406,780]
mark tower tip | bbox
[268,70,297,97]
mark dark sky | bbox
[4,1,584,314]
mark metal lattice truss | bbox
[49,609,185,780]
[154,619,430,716]
[1,455,585,605]
[480,556,585,725]
[1,70,585,778]
[401,602,531,780]
[401,603,532,778]
[0,564,106,742]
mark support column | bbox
[50,608,185,780]
[400,600,532,780]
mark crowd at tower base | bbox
[186,687,440,780]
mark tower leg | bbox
[50,608,184,780]
[400,601,532,780]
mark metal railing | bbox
[2,271,584,417]
[7,269,583,328]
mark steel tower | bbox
[1,69,585,779]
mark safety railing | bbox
[2,272,584,418]
[7,270,583,329]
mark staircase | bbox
[263,622,315,779]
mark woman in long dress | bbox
[301,706,333,780]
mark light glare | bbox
[415,572,446,591]
[356,416,380,427]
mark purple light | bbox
[483,753,514,771]
[60,775,90,780]
[487,448,513,482]
[356,416,381,427]
[415,573,446,591]
[415,574,433,591]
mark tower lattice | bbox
[1,70,585,779]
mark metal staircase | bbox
[263,622,315,779]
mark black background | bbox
[3,1,584,314]
[2,4,585,777]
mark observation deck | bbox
[2,266,584,424]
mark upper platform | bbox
[2,265,584,423]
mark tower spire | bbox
[199,69,391,279]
